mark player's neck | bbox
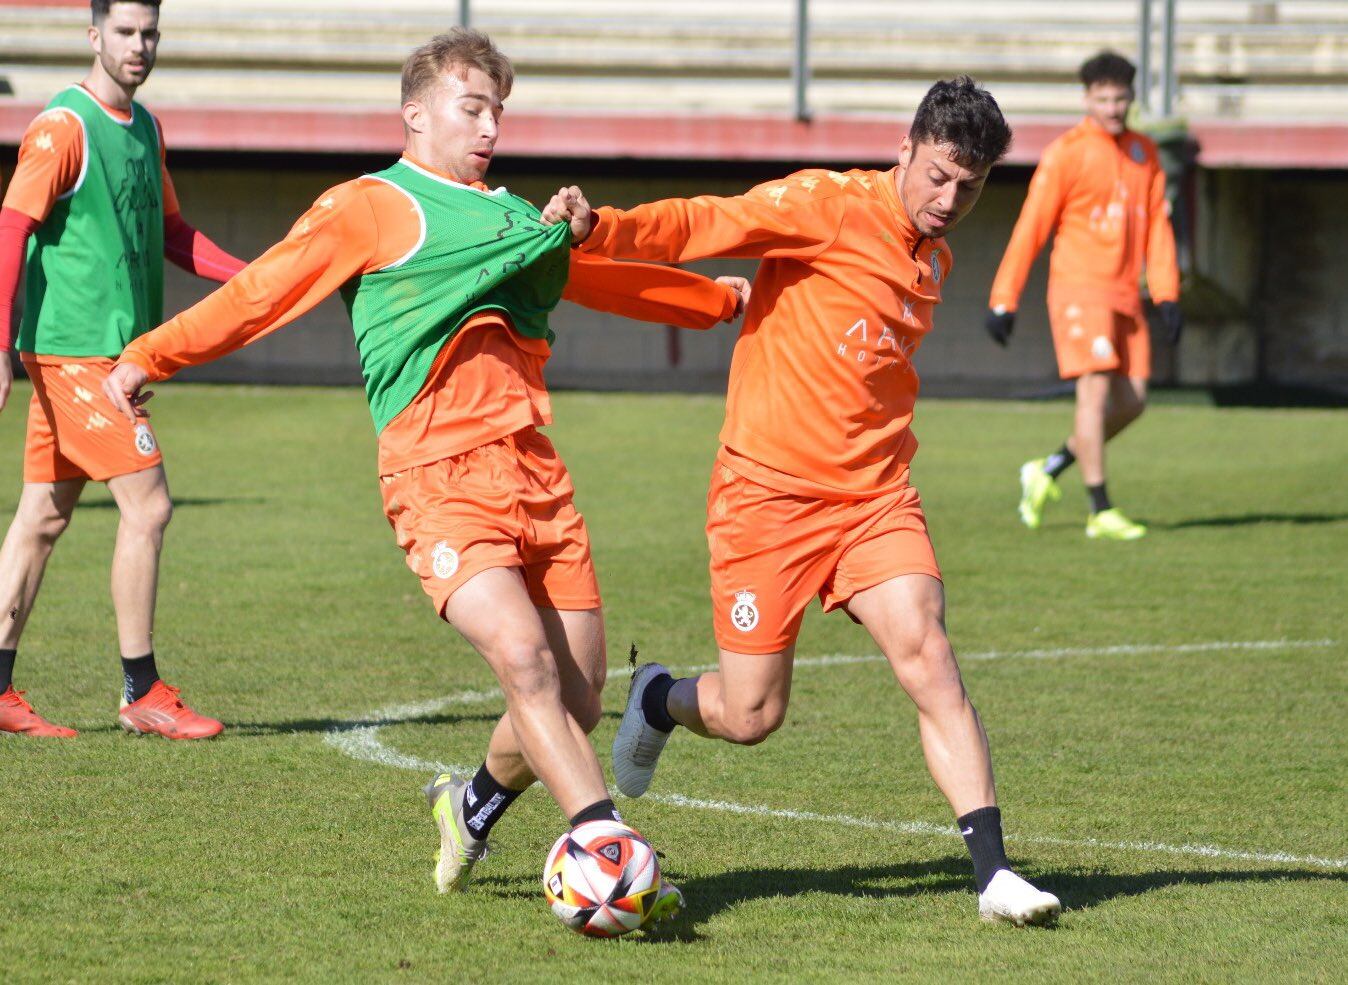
[82,65,137,113]
[400,148,483,187]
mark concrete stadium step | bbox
[3,0,1347,122]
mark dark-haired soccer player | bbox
[987,50,1181,540]
[105,29,746,920]
[544,77,1061,926]
[0,0,243,739]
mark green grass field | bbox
[1,382,1344,983]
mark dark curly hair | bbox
[1079,50,1136,89]
[909,76,1012,171]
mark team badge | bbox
[133,423,157,456]
[1129,140,1146,164]
[431,541,460,580]
[1091,336,1116,360]
[930,249,943,284]
[731,589,760,632]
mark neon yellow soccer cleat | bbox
[424,772,490,893]
[1017,459,1062,529]
[644,880,685,928]
[1085,508,1147,541]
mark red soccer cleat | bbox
[0,686,78,738]
[119,681,223,740]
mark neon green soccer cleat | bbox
[1018,459,1062,529]
[1085,508,1147,541]
[644,879,685,928]
[424,772,490,893]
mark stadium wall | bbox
[4,153,1346,395]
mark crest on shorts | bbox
[133,423,157,457]
[1091,336,1116,360]
[431,541,460,580]
[731,589,760,632]
[929,248,943,284]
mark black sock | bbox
[1044,444,1075,479]
[462,763,525,839]
[569,798,622,828]
[0,648,15,693]
[959,806,1010,894]
[121,652,159,704]
[1087,483,1112,514]
[641,672,679,733]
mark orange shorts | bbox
[21,355,163,484]
[1048,291,1151,380]
[380,427,601,619]
[706,462,941,654]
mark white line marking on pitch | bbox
[322,637,1347,872]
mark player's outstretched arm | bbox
[116,182,378,384]
[563,254,746,329]
[988,145,1071,315]
[543,177,845,265]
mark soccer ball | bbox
[542,820,662,937]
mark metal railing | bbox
[453,0,1181,121]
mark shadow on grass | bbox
[475,856,1348,943]
[1150,511,1348,530]
[74,496,268,510]
[216,708,620,737]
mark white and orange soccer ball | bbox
[542,820,662,937]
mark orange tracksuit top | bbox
[119,156,737,474]
[989,117,1179,317]
[579,168,949,500]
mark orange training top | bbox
[580,167,949,500]
[989,117,1179,316]
[1,84,182,223]
[119,156,736,474]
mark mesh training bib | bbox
[340,159,571,433]
[19,86,164,357]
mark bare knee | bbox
[889,623,965,702]
[15,502,73,547]
[120,493,173,538]
[493,640,562,705]
[720,702,786,746]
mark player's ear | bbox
[88,24,101,55]
[898,135,913,170]
[401,99,425,134]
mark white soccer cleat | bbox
[978,869,1062,927]
[611,663,674,798]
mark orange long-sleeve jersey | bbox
[989,117,1179,316]
[120,156,737,474]
[579,168,949,500]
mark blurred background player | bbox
[103,30,747,917]
[985,50,1181,541]
[0,0,242,739]
[544,78,1061,927]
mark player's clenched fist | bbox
[715,276,752,321]
[102,362,154,423]
[541,186,595,244]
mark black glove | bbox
[985,308,1015,347]
[1157,301,1183,346]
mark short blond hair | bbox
[401,28,514,104]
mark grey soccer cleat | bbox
[424,772,490,893]
[611,663,674,798]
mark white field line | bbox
[677,637,1337,675]
[322,637,1348,872]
